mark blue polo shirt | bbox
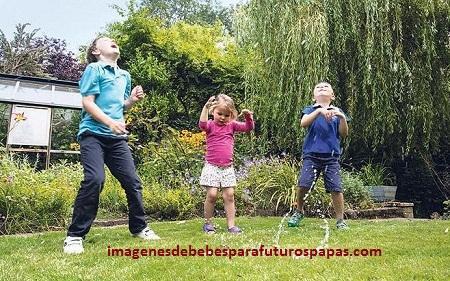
[78,62,131,138]
[301,105,349,156]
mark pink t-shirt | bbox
[199,116,254,167]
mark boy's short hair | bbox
[86,38,100,63]
[209,94,238,120]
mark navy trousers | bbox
[67,133,147,237]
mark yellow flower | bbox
[13,112,27,122]
[178,130,205,148]
[70,143,80,151]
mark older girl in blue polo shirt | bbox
[63,37,160,254]
[288,82,350,230]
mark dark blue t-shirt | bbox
[301,105,349,156]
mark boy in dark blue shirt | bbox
[288,82,350,230]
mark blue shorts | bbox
[298,153,342,193]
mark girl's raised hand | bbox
[240,109,253,118]
[205,96,216,108]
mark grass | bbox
[0,217,449,280]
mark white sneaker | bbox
[134,227,161,240]
[63,236,84,254]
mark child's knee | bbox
[83,174,105,189]
[222,189,235,202]
[206,190,218,202]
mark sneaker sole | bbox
[133,234,161,240]
[63,249,84,254]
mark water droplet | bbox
[316,219,330,250]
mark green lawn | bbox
[0,217,449,281]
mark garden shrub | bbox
[138,129,204,188]
[0,147,374,235]
[443,200,450,220]
[98,172,129,216]
[142,182,200,220]
[0,156,81,234]
[237,157,299,215]
[342,170,374,210]
[236,156,373,217]
[359,161,395,186]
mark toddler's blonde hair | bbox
[209,94,238,120]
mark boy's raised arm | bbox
[300,109,323,128]
[124,85,145,110]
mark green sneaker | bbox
[287,211,304,227]
[336,220,349,230]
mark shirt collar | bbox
[312,103,334,109]
[98,61,120,70]
[97,61,124,76]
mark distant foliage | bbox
[236,156,372,216]
[137,0,233,31]
[0,23,83,81]
[108,10,245,155]
[0,23,46,76]
[236,0,450,161]
[34,36,84,81]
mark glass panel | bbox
[0,79,17,100]
[16,82,53,104]
[0,79,81,108]
[53,85,82,108]
[51,108,80,150]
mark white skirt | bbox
[199,162,237,188]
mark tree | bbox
[236,0,450,160]
[236,0,450,216]
[138,0,233,31]
[0,23,83,81]
[107,9,245,158]
[34,37,84,81]
[0,23,46,76]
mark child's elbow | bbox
[300,120,309,128]
[198,122,206,131]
